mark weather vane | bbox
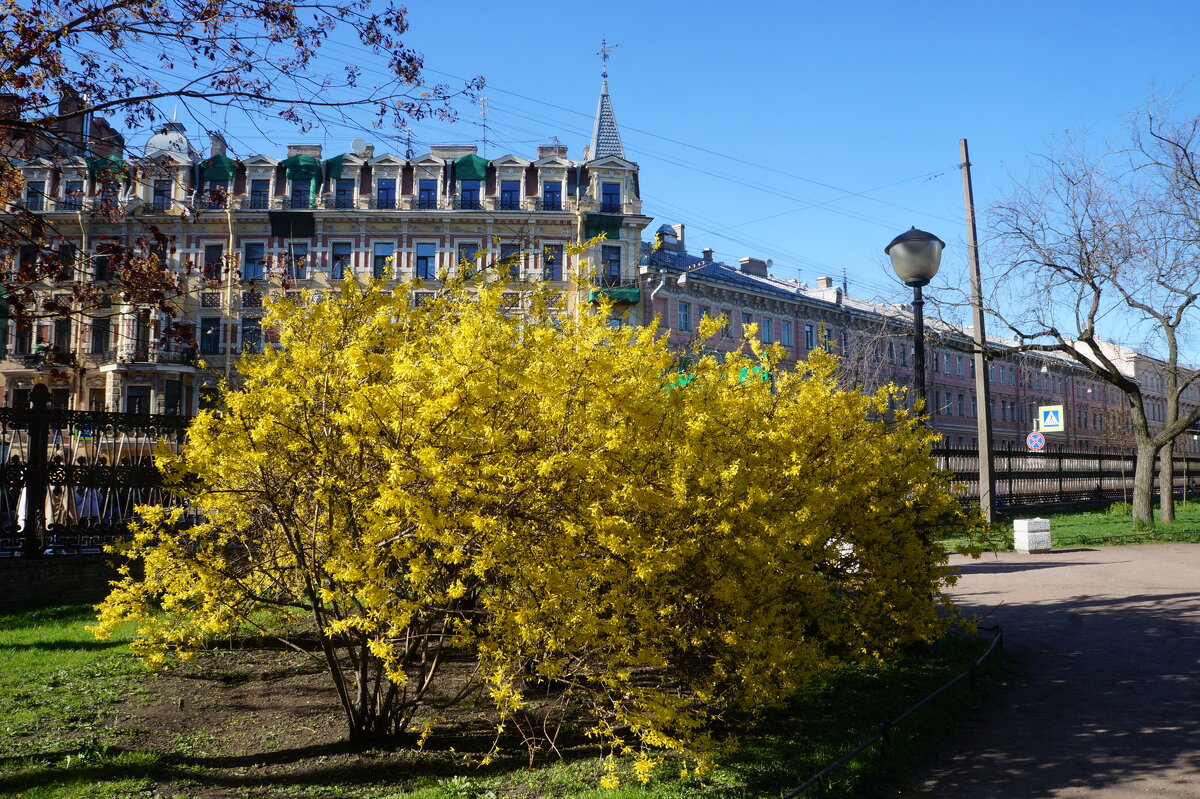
[597,39,618,79]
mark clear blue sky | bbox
[153,0,1200,306]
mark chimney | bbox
[817,276,834,289]
[209,131,227,157]
[429,144,477,159]
[538,144,568,159]
[672,224,685,250]
[702,247,714,262]
[740,257,769,277]
[363,144,375,158]
[88,118,125,158]
[287,143,323,159]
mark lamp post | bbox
[886,227,944,413]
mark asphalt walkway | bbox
[907,543,1200,798]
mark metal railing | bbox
[0,385,190,557]
[934,447,1200,508]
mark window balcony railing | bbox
[537,197,564,212]
[453,196,482,210]
[240,197,272,210]
[498,198,523,211]
[22,197,45,211]
[415,197,438,210]
[94,347,198,366]
[370,197,398,210]
[58,197,85,211]
[148,200,173,212]
[325,194,357,210]
[599,201,622,214]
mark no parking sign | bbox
[1027,431,1046,451]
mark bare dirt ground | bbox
[907,543,1200,798]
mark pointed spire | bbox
[589,40,624,160]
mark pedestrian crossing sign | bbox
[1039,404,1065,433]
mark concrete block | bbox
[1013,517,1052,554]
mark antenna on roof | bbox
[405,130,413,160]
[479,96,489,157]
[842,267,848,295]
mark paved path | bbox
[907,544,1200,798]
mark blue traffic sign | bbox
[1027,431,1046,451]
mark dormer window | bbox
[333,179,355,209]
[542,181,562,211]
[249,179,270,209]
[376,178,396,209]
[600,182,621,213]
[500,180,520,210]
[152,180,172,211]
[290,181,310,209]
[460,180,481,210]
[62,180,83,210]
[417,179,437,209]
[24,181,45,211]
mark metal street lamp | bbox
[886,227,944,413]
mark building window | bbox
[804,323,815,350]
[53,318,71,352]
[376,178,397,209]
[146,180,170,211]
[415,243,436,279]
[54,244,76,281]
[780,320,792,347]
[290,181,310,209]
[956,355,964,376]
[241,317,262,354]
[62,180,83,210]
[203,180,228,209]
[741,313,753,336]
[542,181,562,211]
[458,243,478,276]
[126,385,151,414]
[500,244,521,280]
[500,180,521,210]
[249,179,270,209]
[678,302,692,332]
[331,242,351,280]
[288,242,308,279]
[460,179,481,210]
[22,181,45,211]
[600,245,621,285]
[200,316,222,354]
[900,344,908,366]
[543,244,563,281]
[243,243,265,282]
[203,244,224,281]
[90,317,110,354]
[600,182,621,213]
[762,317,773,343]
[720,309,732,337]
[374,243,395,279]
[417,179,436,209]
[333,179,355,209]
[958,393,965,416]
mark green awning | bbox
[324,154,346,181]
[588,286,640,304]
[454,153,489,181]
[280,154,322,208]
[585,213,624,241]
[87,155,129,183]
[199,153,237,182]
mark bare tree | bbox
[988,104,1200,527]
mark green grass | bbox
[941,501,1200,553]
[0,605,1000,798]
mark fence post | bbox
[21,384,51,558]
[1057,451,1065,503]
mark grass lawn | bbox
[0,604,1000,798]
[940,501,1200,552]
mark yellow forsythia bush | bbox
[95,275,973,768]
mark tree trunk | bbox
[1132,443,1158,528]
[1160,440,1176,522]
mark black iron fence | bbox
[0,384,190,557]
[933,447,1200,508]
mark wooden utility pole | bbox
[961,138,995,523]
